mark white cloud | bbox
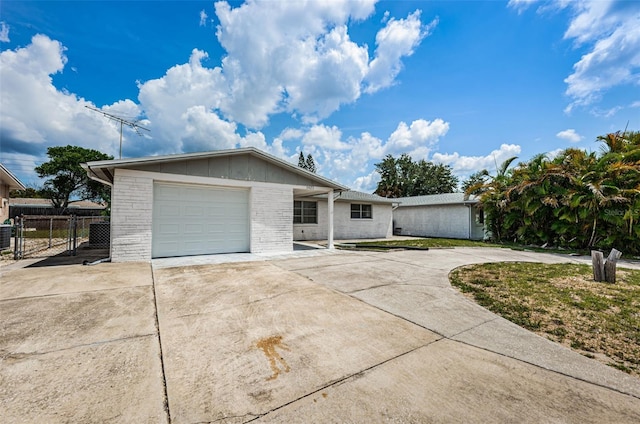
[508,1,640,114]
[278,128,304,141]
[211,0,432,127]
[0,22,9,43]
[352,170,380,192]
[384,118,449,158]
[365,11,435,93]
[199,10,208,26]
[286,118,448,189]
[507,0,538,14]
[432,144,522,175]
[0,35,133,174]
[545,148,565,160]
[630,100,640,108]
[562,1,640,112]
[301,124,349,151]
[556,128,583,142]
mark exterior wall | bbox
[0,183,9,223]
[110,170,154,262]
[393,204,473,240]
[294,200,393,240]
[251,186,293,253]
[110,168,300,261]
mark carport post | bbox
[327,189,334,249]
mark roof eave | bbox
[83,147,348,191]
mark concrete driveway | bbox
[1,248,639,423]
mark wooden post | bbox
[591,250,605,282]
[604,248,622,283]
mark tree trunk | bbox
[588,217,598,248]
[604,248,622,283]
[591,250,605,282]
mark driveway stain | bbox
[255,336,290,381]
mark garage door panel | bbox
[152,183,250,258]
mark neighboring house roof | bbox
[0,163,26,191]
[83,147,348,191]
[9,198,106,209]
[396,193,479,207]
[303,190,399,204]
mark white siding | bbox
[110,171,153,262]
[251,186,293,253]
[393,204,472,239]
[293,201,393,240]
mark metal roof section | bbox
[395,192,479,207]
[9,198,106,209]
[0,163,26,190]
[82,147,348,191]
[302,190,399,204]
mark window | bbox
[351,204,372,219]
[293,201,317,224]
[475,208,484,225]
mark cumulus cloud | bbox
[0,34,134,174]
[556,128,583,142]
[1,2,438,186]
[211,0,432,126]
[365,11,434,93]
[0,22,9,43]
[432,144,522,175]
[286,118,449,190]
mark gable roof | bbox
[0,163,26,191]
[83,147,348,191]
[396,193,479,207]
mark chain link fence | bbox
[13,215,110,259]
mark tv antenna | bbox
[85,105,150,159]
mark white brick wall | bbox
[110,171,153,262]
[293,201,393,240]
[251,186,293,253]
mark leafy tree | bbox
[461,170,490,196]
[9,185,46,198]
[468,130,640,255]
[35,145,112,208]
[374,154,458,197]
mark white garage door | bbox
[152,183,250,258]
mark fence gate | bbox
[13,215,109,260]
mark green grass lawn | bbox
[450,262,640,376]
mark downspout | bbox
[465,204,472,240]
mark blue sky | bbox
[1,0,639,191]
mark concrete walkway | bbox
[1,247,639,423]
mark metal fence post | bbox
[72,215,77,256]
[13,216,22,260]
